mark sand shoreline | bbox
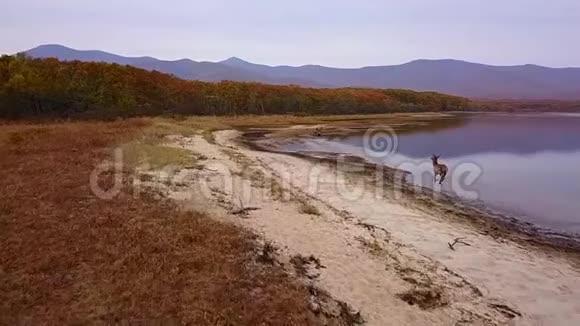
[147,125,580,325]
[240,126,580,257]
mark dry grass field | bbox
[0,119,330,324]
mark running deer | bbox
[431,154,448,184]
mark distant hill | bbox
[23,44,580,100]
[24,45,322,86]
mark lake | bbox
[282,113,580,234]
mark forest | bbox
[468,99,580,112]
[0,55,469,119]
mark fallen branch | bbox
[231,207,260,215]
[231,198,260,216]
[448,237,471,251]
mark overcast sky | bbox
[2,0,579,67]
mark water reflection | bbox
[336,114,580,158]
[282,113,580,233]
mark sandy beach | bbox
[142,126,580,326]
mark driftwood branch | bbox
[448,237,471,251]
[231,198,260,217]
[231,207,260,215]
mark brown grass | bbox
[0,119,335,324]
[121,142,193,169]
[396,288,448,310]
[142,112,450,136]
[298,201,321,216]
[355,237,385,256]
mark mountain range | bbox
[22,44,580,100]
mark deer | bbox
[313,127,322,137]
[431,154,448,184]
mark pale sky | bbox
[1,0,579,67]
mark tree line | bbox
[0,55,469,119]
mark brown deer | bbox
[313,127,322,137]
[431,154,448,184]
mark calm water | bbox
[283,113,580,233]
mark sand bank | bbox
[146,128,580,325]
